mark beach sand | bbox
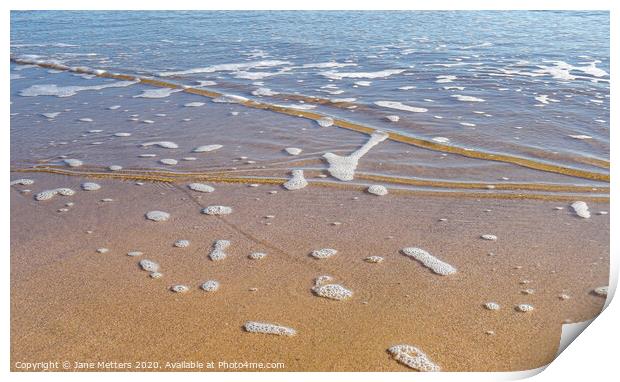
[10,172,609,371]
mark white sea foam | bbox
[312,275,353,301]
[192,144,222,153]
[316,117,334,127]
[388,345,441,372]
[451,94,485,102]
[301,62,357,69]
[174,239,190,248]
[34,188,75,201]
[127,251,143,257]
[571,201,590,218]
[159,60,292,76]
[385,115,400,122]
[184,102,205,107]
[244,321,297,336]
[401,247,457,275]
[139,259,159,272]
[108,105,121,110]
[436,75,457,83]
[594,286,608,297]
[252,87,279,96]
[20,80,137,97]
[202,205,232,215]
[188,183,215,193]
[108,165,123,171]
[311,248,337,259]
[63,159,83,167]
[141,141,179,149]
[365,256,384,263]
[320,69,405,80]
[248,252,267,260]
[10,179,34,186]
[367,185,388,196]
[201,280,220,292]
[568,134,592,140]
[41,112,60,119]
[81,182,101,191]
[209,240,230,261]
[133,88,183,99]
[145,210,170,222]
[481,234,497,241]
[159,158,178,165]
[283,170,308,190]
[374,101,427,113]
[323,131,389,181]
[114,132,131,137]
[284,147,302,156]
[484,302,501,311]
[170,285,190,293]
[432,137,450,143]
[515,304,534,312]
[212,94,249,104]
[355,81,372,86]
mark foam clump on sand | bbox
[81,182,101,191]
[249,252,267,260]
[284,147,302,156]
[323,131,389,181]
[139,259,159,272]
[481,234,497,241]
[317,117,334,127]
[174,240,190,248]
[141,141,179,149]
[209,240,230,261]
[35,187,75,201]
[10,179,34,186]
[593,286,608,297]
[365,256,384,263]
[193,144,222,153]
[374,101,428,113]
[283,170,308,190]
[184,102,205,107]
[571,201,591,218]
[201,280,220,292]
[401,247,457,276]
[170,285,189,293]
[145,210,170,222]
[388,345,441,372]
[312,275,353,301]
[244,321,297,336]
[484,302,501,311]
[127,251,143,257]
[515,304,534,312]
[63,158,83,167]
[311,248,338,259]
[367,185,388,196]
[188,183,215,193]
[202,205,232,215]
[159,158,178,165]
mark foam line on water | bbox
[9,57,608,182]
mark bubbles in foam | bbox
[484,302,500,310]
[388,345,441,372]
[63,159,83,167]
[365,256,384,263]
[323,131,388,181]
[188,183,214,193]
[170,285,190,293]
[146,210,170,222]
[139,259,160,272]
[385,115,400,122]
[311,248,338,259]
[20,81,137,97]
[202,205,232,215]
[174,240,190,248]
[248,252,267,260]
[312,275,353,301]
[133,88,182,99]
[201,280,220,292]
[401,247,457,276]
[212,94,249,104]
[141,141,179,149]
[367,185,388,196]
[481,234,497,241]
[209,240,230,261]
[35,187,76,201]
[283,170,308,190]
[193,144,223,153]
[243,321,297,336]
[81,182,101,191]
[374,101,428,113]
[10,179,34,186]
[515,304,534,313]
[96,248,109,254]
[571,201,590,218]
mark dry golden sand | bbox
[11,173,609,372]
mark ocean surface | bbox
[10,11,610,192]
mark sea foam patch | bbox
[34,188,75,201]
[283,170,308,190]
[10,179,34,186]
[209,240,230,261]
[401,247,457,275]
[374,101,427,113]
[323,131,389,181]
[193,144,222,153]
[388,345,441,372]
[312,275,352,301]
[244,321,297,336]
[188,183,215,193]
[141,141,179,149]
[571,201,591,218]
[202,205,232,215]
[133,88,182,99]
[145,210,170,222]
[311,248,337,259]
[20,80,137,97]
[81,182,101,191]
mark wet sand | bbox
[10,173,609,371]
